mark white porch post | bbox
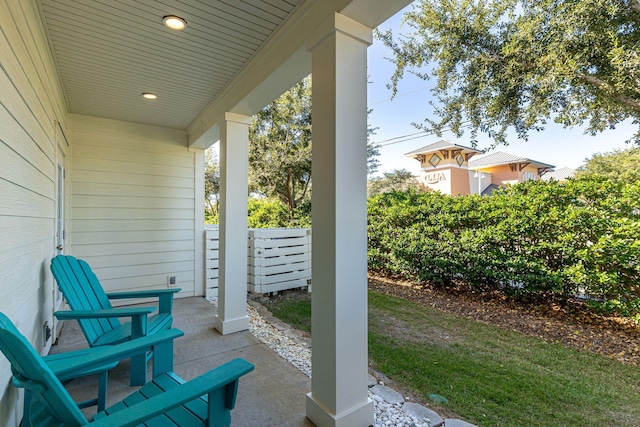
[306,13,373,427]
[214,112,251,335]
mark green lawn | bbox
[265,290,640,427]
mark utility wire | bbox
[373,122,472,147]
[368,84,433,107]
[375,130,428,144]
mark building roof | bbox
[468,151,555,169]
[541,167,576,181]
[481,183,502,196]
[405,140,483,158]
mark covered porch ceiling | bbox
[36,0,411,147]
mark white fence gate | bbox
[247,228,312,294]
[204,225,311,298]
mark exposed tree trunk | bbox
[286,172,295,219]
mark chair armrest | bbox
[106,289,181,299]
[106,289,181,314]
[89,358,254,427]
[43,349,119,380]
[47,329,185,378]
[54,307,156,320]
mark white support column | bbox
[214,112,251,335]
[306,13,373,427]
[193,147,205,297]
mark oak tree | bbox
[249,76,381,218]
[249,77,312,218]
[576,146,640,183]
[204,148,220,222]
[378,0,640,145]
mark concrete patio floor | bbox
[50,296,314,426]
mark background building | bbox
[406,140,557,195]
[405,140,484,195]
[542,167,577,182]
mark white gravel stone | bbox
[370,385,405,405]
[368,374,378,387]
[403,402,444,427]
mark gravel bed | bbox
[235,299,433,427]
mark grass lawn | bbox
[265,290,640,427]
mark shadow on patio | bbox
[50,297,314,426]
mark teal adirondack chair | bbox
[23,327,185,427]
[51,255,181,385]
[0,313,254,427]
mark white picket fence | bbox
[204,226,311,298]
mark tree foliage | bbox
[367,169,422,197]
[576,146,640,183]
[249,76,381,218]
[367,108,381,174]
[247,198,311,228]
[204,148,220,223]
[378,0,640,146]
[249,77,313,219]
[368,177,640,319]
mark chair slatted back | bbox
[51,255,120,346]
[0,314,88,426]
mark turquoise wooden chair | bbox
[0,313,254,427]
[23,327,185,427]
[51,255,181,385]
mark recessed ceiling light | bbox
[142,93,157,100]
[163,15,187,30]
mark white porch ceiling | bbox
[36,0,413,142]
[37,0,304,130]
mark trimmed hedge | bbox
[368,176,640,318]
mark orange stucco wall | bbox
[449,167,472,195]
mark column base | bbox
[306,393,374,427]
[214,315,250,335]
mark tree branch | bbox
[632,0,640,14]
[577,73,640,111]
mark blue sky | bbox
[367,6,638,177]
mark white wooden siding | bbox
[0,1,68,425]
[69,114,198,299]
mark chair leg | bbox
[129,315,148,386]
[97,370,108,412]
[152,342,174,377]
[22,390,32,427]
[129,353,148,386]
[72,371,108,410]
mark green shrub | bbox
[367,177,640,318]
[247,198,311,228]
[247,198,291,228]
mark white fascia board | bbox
[341,0,414,28]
